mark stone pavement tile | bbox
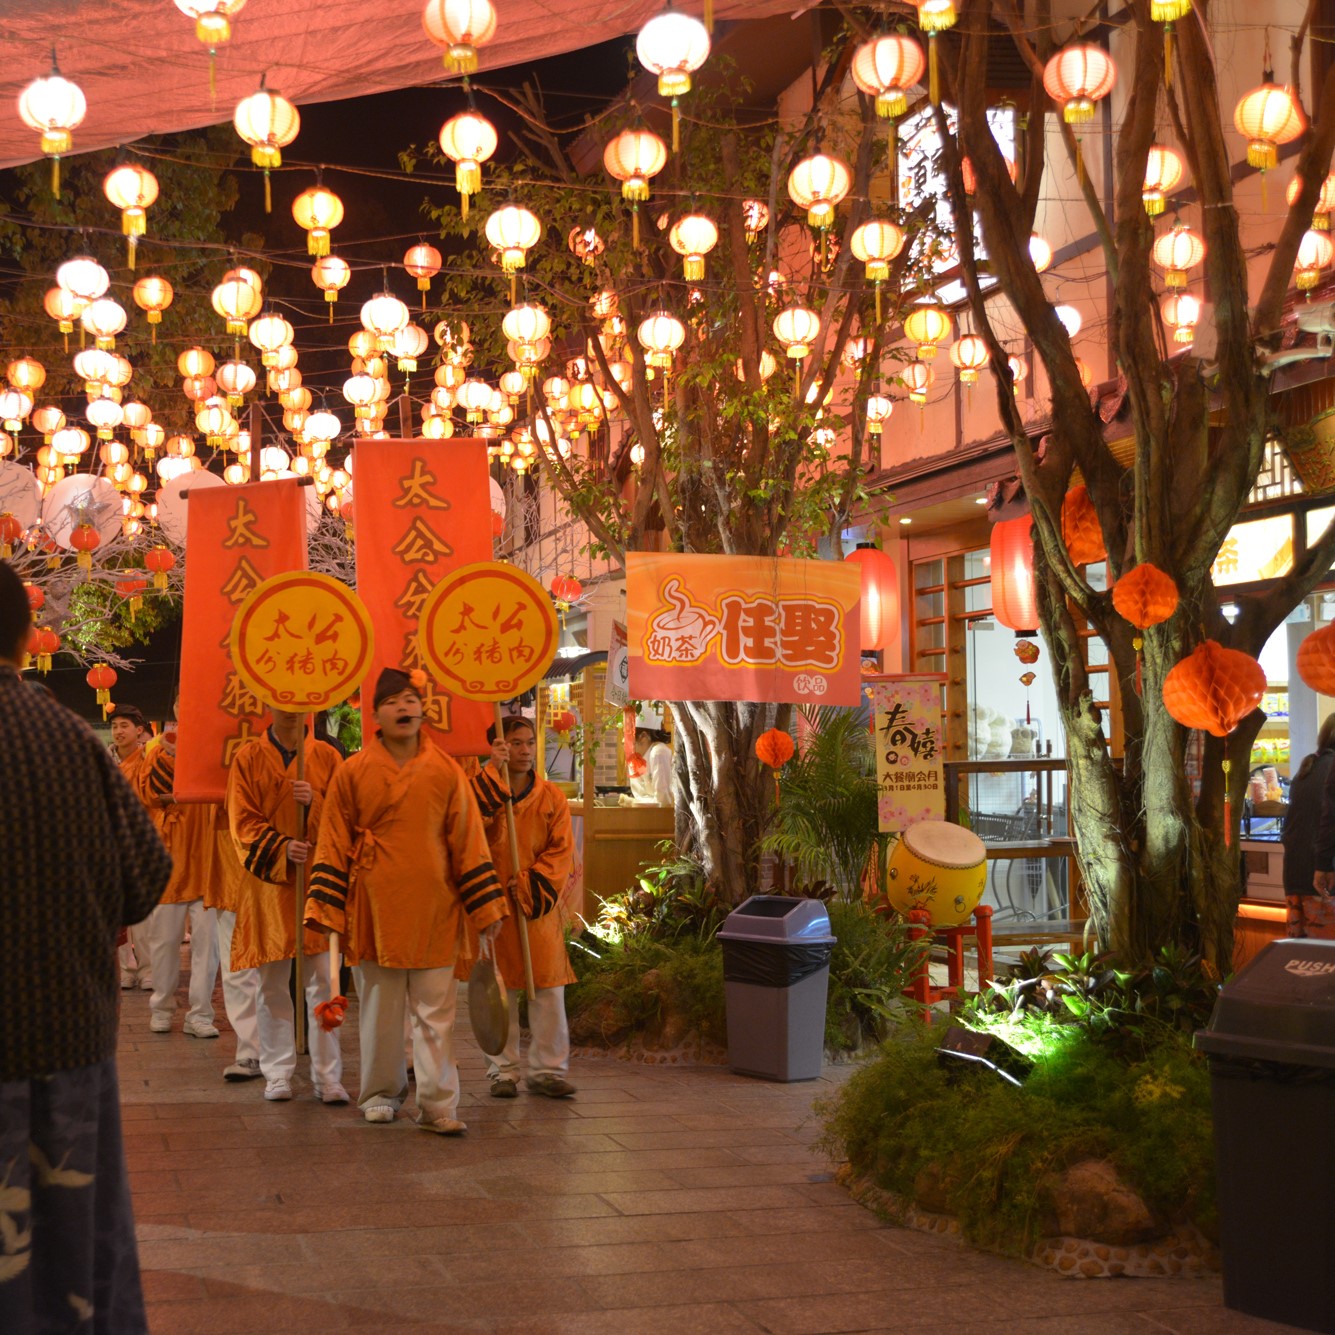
[733,1287,1028,1335]
[488,1300,767,1334]
[1138,1306,1314,1333]
[193,1254,451,1297]
[286,1222,525,1259]
[144,1290,396,1334]
[139,1269,208,1301]
[514,1210,775,1249]
[608,1126,812,1150]
[665,1162,838,1189]
[443,1168,682,1197]
[598,1183,818,1215]
[724,1204,888,1233]
[328,1277,593,1323]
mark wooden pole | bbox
[294,722,308,1054]
[494,700,537,999]
[248,401,262,483]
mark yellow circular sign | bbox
[230,571,375,712]
[417,561,559,701]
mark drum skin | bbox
[884,819,988,927]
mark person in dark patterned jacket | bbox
[0,559,173,1334]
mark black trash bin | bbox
[1196,938,1335,1333]
[717,896,835,1081]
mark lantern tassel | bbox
[127,235,136,270]
[875,282,882,328]
[1164,24,1173,90]
[929,37,939,106]
[329,302,334,325]
[632,204,640,249]
[672,100,680,154]
[264,170,272,214]
[1076,137,1085,189]
[704,0,713,33]
[51,156,60,199]
[1223,757,1233,848]
[461,191,469,220]
[1134,635,1144,696]
[1261,170,1267,212]
[209,50,217,107]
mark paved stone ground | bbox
[116,967,1303,1335]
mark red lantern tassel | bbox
[1134,636,1144,696]
[1223,758,1232,849]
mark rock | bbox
[568,994,629,1046]
[639,968,664,996]
[1047,1160,1158,1247]
[913,1162,960,1216]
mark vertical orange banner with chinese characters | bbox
[626,553,862,707]
[353,439,494,756]
[175,479,308,801]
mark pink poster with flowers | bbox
[864,674,947,834]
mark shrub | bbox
[824,900,929,1052]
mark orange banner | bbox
[627,553,863,707]
[352,439,494,756]
[175,479,308,802]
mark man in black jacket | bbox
[0,560,173,1334]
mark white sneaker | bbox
[316,1082,350,1105]
[149,1012,173,1033]
[138,975,154,991]
[224,1058,261,1082]
[183,1020,220,1039]
[363,1105,395,1124]
[264,1079,293,1101]
[120,971,136,990]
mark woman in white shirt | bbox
[630,727,674,805]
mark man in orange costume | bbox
[307,668,505,1134]
[210,821,264,1082]
[466,715,577,1099]
[110,705,154,991]
[228,708,346,1104]
[137,709,222,1038]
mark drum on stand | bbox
[885,819,988,927]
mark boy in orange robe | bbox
[110,705,154,991]
[306,668,506,1134]
[464,714,577,1098]
[211,818,264,1081]
[136,715,222,1038]
[228,709,346,1104]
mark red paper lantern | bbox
[69,522,101,571]
[24,582,44,612]
[844,544,899,653]
[144,544,176,591]
[990,516,1039,633]
[551,574,583,604]
[1297,624,1335,695]
[1112,563,1179,629]
[551,709,577,735]
[1061,486,1106,566]
[86,663,117,717]
[115,574,149,620]
[1162,640,1266,738]
[0,511,23,558]
[756,728,795,769]
[28,625,60,673]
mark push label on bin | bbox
[1284,959,1335,977]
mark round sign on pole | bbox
[230,571,375,712]
[418,561,559,701]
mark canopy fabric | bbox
[0,0,797,169]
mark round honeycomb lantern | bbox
[1111,562,1179,629]
[1162,640,1266,738]
[1297,623,1335,695]
[1061,486,1106,566]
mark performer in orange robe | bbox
[109,705,154,991]
[306,668,506,1134]
[136,715,221,1039]
[211,818,264,1082]
[462,714,577,1098]
[228,711,346,1105]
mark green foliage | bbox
[757,705,887,896]
[963,944,1221,1062]
[591,841,726,945]
[823,900,929,1051]
[63,579,178,657]
[820,1022,1216,1256]
[326,700,362,753]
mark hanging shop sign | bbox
[604,619,630,707]
[174,478,307,801]
[626,553,862,706]
[863,673,946,834]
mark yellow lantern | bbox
[604,128,668,245]
[1295,229,1335,293]
[439,111,498,217]
[787,152,852,230]
[637,310,686,371]
[8,358,46,395]
[1159,291,1201,344]
[950,334,989,383]
[311,255,351,320]
[1143,145,1185,216]
[901,360,934,404]
[864,393,893,436]
[484,204,543,295]
[850,34,925,119]
[403,243,442,308]
[132,275,174,341]
[772,305,821,360]
[421,0,497,74]
[249,312,295,367]
[391,324,430,374]
[669,213,719,281]
[1152,218,1206,289]
[903,301,953,360]
[57,256,109,305]
[81,298,127,351]
[292,185,344,257]
[361,291,410,348]
[18,58,86,197]
[233,79,300,211]
[175,0,246,46]
[456,379,495,423]
[178,347,216,379]
[1288,173,1335,230]
[32,405,64,442]
[103,164,159,268]
[1235,75,1305,173]
[211,273,263,336]
[1028,232,1053,272]
[44,286,84,340]
[216,360,257,406]
[636,8,710,150]
[1042,43,1117,124]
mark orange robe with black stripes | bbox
[227,733,343,969]
[305,736,506,968]
[457,764,576,991]
[135,743,220,906]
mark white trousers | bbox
[117,919,153,983]
[148,899,218,1026]
[256,954,342,1087]
[214,909,260,1064]
[488,985,570,1081]
[354,962,458,1119]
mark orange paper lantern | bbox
[1297,623,1335,695]
[989,516,1039,633]
[1112,563,1179,629]
[1060,486,1106,566]
[1162,640,1265,738]
[844,545,899,653]
[756,728,795,769]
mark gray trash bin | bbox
[1195,938,1335,1333]
[717,896,835,1082]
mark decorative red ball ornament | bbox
[1061,486,1106,566]
[144,544,176,591]
[756,728,796,769]
[551,574,584,605]
[1112,562,1179,629]
[1297,623,1335,695]
[86,663,117,718]
[69,522,101,572]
